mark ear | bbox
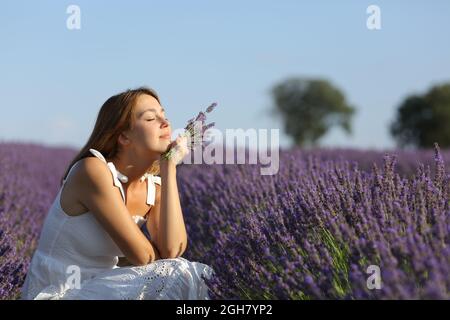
[118,132,131,146]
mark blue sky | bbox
[1,0,449,151]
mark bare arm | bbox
[147,158,187,259]
[77,157,160,266]
[118,243,161,266]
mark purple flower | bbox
[206,102,217,113]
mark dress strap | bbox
[146,174,161,206]
[89,149,126,203]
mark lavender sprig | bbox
[162,102,218,161]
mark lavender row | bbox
[0,143,76,299]
[178,144,449,299]
[0,142,449,299]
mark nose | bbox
[161,117,170,128]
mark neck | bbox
[109,150,159,189]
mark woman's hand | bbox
[161,134,190,166]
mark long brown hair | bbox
[60,86,162,186]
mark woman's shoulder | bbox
[60,157,110,216]
[65,157,114,199]
[69,157,125,214]
[75,156,111,181]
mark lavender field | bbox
[0,142,449,300]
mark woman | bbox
[20,87,214,300]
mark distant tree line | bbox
[271,77,450,148]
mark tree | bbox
[390,83,450,148]
[271,77,356,147]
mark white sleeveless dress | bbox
[20,149,214,300]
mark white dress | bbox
[20,149,214,300]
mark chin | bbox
[142,144,165,156]
[158,145,170,154]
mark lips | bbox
[160,134,171,139]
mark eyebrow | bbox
[140,107,165,117]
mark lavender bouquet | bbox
[161,102,217,165]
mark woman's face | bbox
[121,94,172,156]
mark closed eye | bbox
[146,117,168,122]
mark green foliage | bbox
[390,82,450,148]
[271,77,356,147]
[319,227,352,298]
